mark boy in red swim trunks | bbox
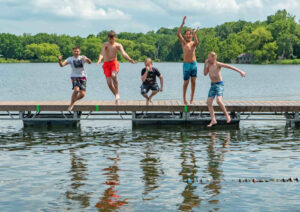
[96,30,135,104]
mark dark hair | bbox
[108,30,116,38]
[184,29,193,35]
[73,46,80,50]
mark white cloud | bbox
[33,0,130,20]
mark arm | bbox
[159,75,164,92]
[58,55,68,67]
[193,27,199,47]
[96,45,105,65]
[119,44,135,64]
[204,59,209,76]
[177,16,186,44]
[82,56,92,64]
[141,69,149,82]
[218,62,246,77]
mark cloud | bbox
[0,0,300,36]
[33,0,130,20]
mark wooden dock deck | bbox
[0,100,300,112]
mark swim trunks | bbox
[71,77,87,91]
[141,83,160,95]
[102,60,119,78]
[208,81,224,98]
[183,61,197,80]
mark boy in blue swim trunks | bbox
[204,52,246,127]
[177,16,199,105]
[58,46,92,111]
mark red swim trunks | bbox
[102,60,119,78]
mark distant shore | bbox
[1,58,300,65]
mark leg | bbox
[216,96,231,123]
[68,87,80,111]
[76,90,86,101]
[207,97,217,127]
[148,90,158,104]
[183,80,189,105]
[190,77,196,104]
[111,71,119,104]
[106,77,116,97]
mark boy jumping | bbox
[204,52,246,127]
[141,58,163,105]
[58,46,92,111]
[96,30,135,104]
[177,16,199,105]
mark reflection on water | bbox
[0,123,300,211]
[178,131,201,211]
[66,149,90,209]
[95,152,128,210]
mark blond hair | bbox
[144,58,153,65]
[208,51,217,57]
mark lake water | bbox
[0,63,300,211]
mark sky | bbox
[0,0,299,37]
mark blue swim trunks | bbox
[183,61,197,80]
[208,81,224,98]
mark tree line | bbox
[0,10,299,64]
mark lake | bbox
[0,63,300,211]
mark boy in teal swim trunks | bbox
[177,16,199,105]
[204,52,246,127]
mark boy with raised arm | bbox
[177,16,199,105]
[58,46,92,111]
[96,30,135,104]
[141,58,163,105]
[204,52,246,127]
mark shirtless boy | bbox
[58,46,92,111]
[96,30,135,104]
[204,52,246,127]
[177,16,199,105]
[141,58,163,105]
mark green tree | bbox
[24,43,61,62]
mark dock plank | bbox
[0,100,300,112]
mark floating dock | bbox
[0,100,299,128]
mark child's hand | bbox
[240,72,246,77]
[58,55,63,61]
[193,27,199,34]
[205,59,209,65]
[96,60,101,66]
[82,56,87,61]
[182,16,186,25]
[129,59,135,64]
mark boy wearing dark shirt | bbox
[141,58,163,105]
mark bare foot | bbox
[67,104,74,111]
[190,100,194,104]
[149,98,153,104]
[226,116,231,123]
[207,120,217,127]
[184,100,188,105]
[115,94,120,105]
[146,98,150,106]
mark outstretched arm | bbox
[177,16,186,43]
[58,55,68,67]
[119,44,135,64]
[204,59,209,76]
[193,27,199,47]
[96,45,105,65]
[218,62,246,77]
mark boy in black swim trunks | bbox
[141,58,164,105]
[58,46,92,111]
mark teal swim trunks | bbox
[208,81,224,98]
[183,61,197,80]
